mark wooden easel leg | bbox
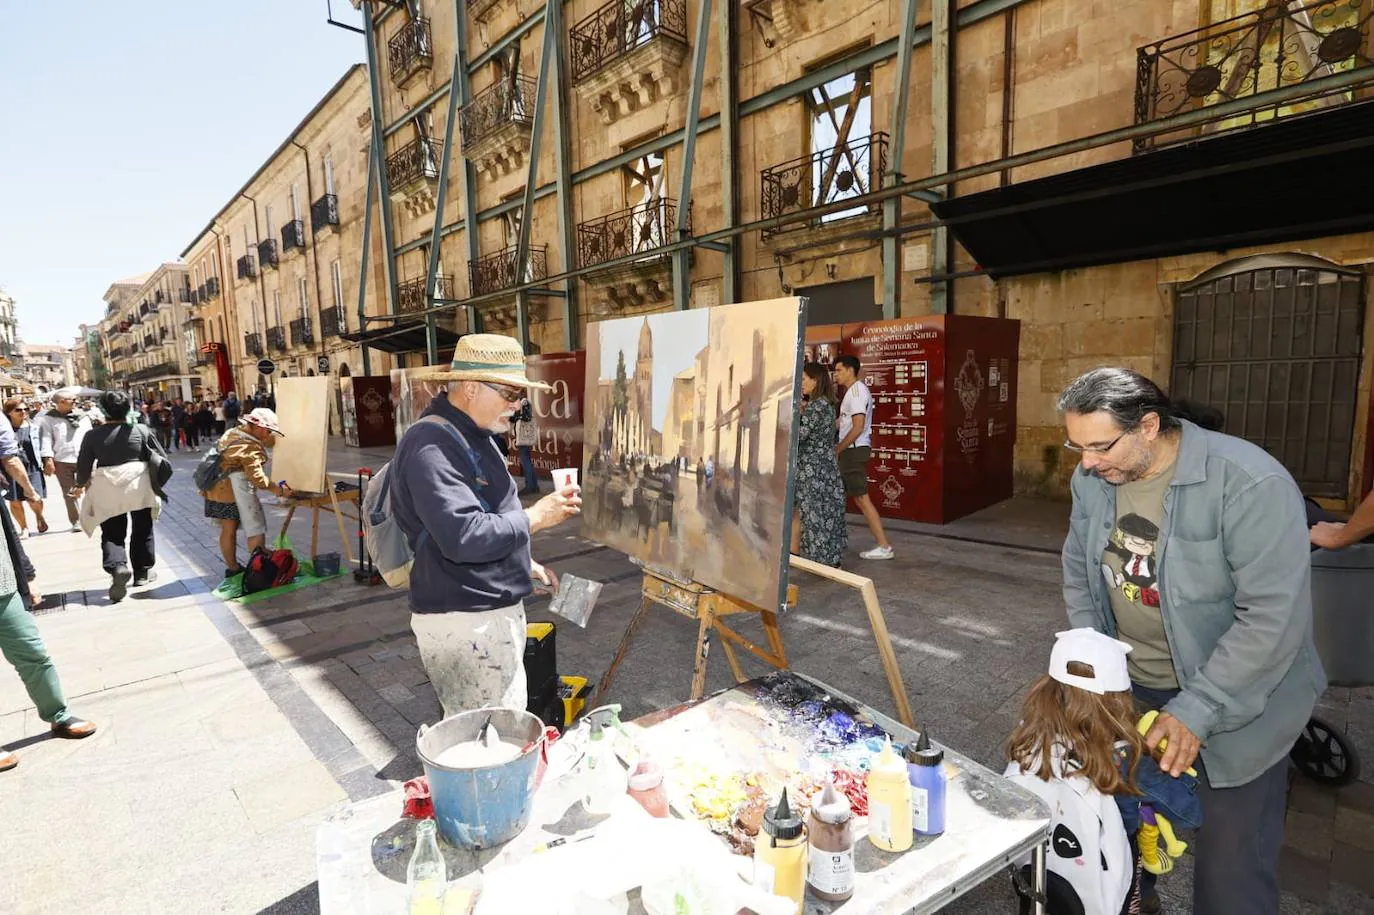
[719,625,747,684]
[691,607,713,700]
[860,580,916,728]
[327,487,353,565]
[592,595,653,706]
[310,506,321,560]
[761,609,790,669]
[278,505,298,544]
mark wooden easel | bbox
[596,569,798,704]
[277,485,360,565]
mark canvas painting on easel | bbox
[581,297,806,610]
[269,375,333,494]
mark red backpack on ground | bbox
[241,547,300,594]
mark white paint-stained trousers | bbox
[410,602,527,719]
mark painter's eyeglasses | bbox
[484,382,524,403]
[1063,430,1129,455]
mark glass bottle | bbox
[407,819,447,915]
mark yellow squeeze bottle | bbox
[753,787,807,915]
[867,738,914,852]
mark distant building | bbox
[21,343,74,393]
[0,289,20,374]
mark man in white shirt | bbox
[35,387,92,532]
[833,356,893,560]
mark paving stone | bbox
[1333,807,1374,853]
[1280,845,1333,905]
[1331,842,1374,898]
[1337,778,1374,816]
[376,683,415,705]
[233,758,346,834]
[1290,778,1340,818]
[1284,810,1336,861]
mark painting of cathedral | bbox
[581,297,806,609]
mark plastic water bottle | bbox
[407,819,447,915]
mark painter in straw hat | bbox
[419,333,553,392]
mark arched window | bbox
[1171,253,1365,497]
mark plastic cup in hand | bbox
[552,468,579,491]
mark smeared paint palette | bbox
[628,672,900,854]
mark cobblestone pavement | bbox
[4,436,1372,912]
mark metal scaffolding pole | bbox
[672,0,714,311]
[719,0,739,305]
[929,0,955,314]
[549,0,579,350]
[421,56,463,365]
[883,0,920,319]
[452,0,481,336]
[512,0,559,351]
[355,138,379,375]
[363,2,399,323]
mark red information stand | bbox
[806,315,1020,524]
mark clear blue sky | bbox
[0,1,365,348]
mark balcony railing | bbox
[206,276,220,299]
[155,290,167,304]
[760,132,887,239]
[258,239,280,271]
[387,138,442,189]
[142,334,157,350]
[1134,0,1374,151]
[289,317,315,347]
[460,76,537,152]
[195,284,206,304]
[179,285,193,304]
[237,254,257,280]
[470,245,548,296]
[320,306,346,338]
[388,17,433,83]
[571,0,688,84]
[577,198,683,268]
[311,194,340,233]
[244,333,264,357]
[281,219,307,253]
[397,275,453,315]
[267,326,287,351]
[139,300,158,316]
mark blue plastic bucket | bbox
[415,707,546,849]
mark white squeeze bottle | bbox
[866,738,913,852]
[581,715,627,815]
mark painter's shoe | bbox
[109,565,131,603]
[0,750,16,772]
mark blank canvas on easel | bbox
[269,376,332,494]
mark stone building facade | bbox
[362,0,1374,505]
[99,265,197,402]
[181,64,386,399]
[0,289,21,375]
[20,344,73,393]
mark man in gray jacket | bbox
[1059,367,1324,915]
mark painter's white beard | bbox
[490,412,514,434]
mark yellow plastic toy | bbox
[1136,710,1193,875]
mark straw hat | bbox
[418,334,552,391]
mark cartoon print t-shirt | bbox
[1101,462,1179,690]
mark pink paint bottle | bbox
[627,758,670,818]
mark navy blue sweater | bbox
[391,394,533,613]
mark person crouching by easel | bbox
[389,335,582,718]
[200,409,293,581]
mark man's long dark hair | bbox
[1058,367,1224,432]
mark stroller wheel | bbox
[1290,716,1360,786]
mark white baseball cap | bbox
[243,407,285,436]
[1049,628,1132,695]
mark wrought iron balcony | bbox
[244,333,264,357]
[577,198,683,268]
[470,245,548,297]
[387,138,442,190]
[460,76,536,153]
[1134,0,1374,151]
[570,0,688,84]
[159,327,169,341]
[206,276,220,299]
[760,132,887,239]
[281,219,307,253]
[154,290,167,304]
[139,300,158,316]
[267,326,287,351]
[237,254,258,280]
[388,17,433,85]
[320,306,346,338]
[142,334,157,350]
[258,239,280,271]
[179,285,193,304]
[311,194,340,234]
[195,284,206,304]
[289,317,315,347]
[396,275,452,315]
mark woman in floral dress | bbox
[791,362,848,567]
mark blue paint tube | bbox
[904,730,947,837]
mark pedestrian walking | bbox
[72,392,166,602]
[2,399,47,537]
[833,355,894,560]
[513,396,540,495]
[200,409,292,580]
[197,400,214,443]
[150,401,173,451]
[389,335,581,718]
[34,386,93,533]
[1058,367,1323,915]
[222,392,241,430]
[790,363,847,567]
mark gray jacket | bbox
[1063,419,1325,787]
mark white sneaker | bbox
[860,545,895,560]
[70,524,81,533]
